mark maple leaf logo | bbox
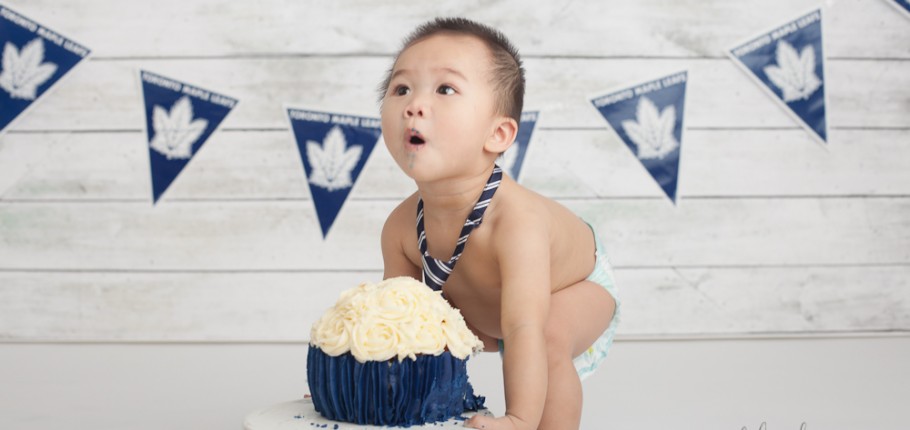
[499,143,520,178]
[0,37,58,100]
[762,40,822,102]
[621,96,679,160]
[306,126,362,191]
[149,96,209,160]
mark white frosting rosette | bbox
[309,277,483,362]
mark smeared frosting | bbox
[310,276,483,362]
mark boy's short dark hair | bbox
[379,17,525,123]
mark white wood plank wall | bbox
[1,0,908,342]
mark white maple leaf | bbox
[499,143,520,178]
[762,40,822,103]
[0,37,58,100]
[149,96,209,160]
[621,96,679,160]
[306,125,362,191]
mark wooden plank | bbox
[526,129,910,198]
[7,57,908,132]
[573,197,910,268]
[1,266,906,341]
[0,200,390,271]
[6,0,908,58]
[2,129,909,201]
[621,266,910,336]
[0,271,372,341]
[528,58,909,129]
[0,130,413,201]
[1,198,907,270]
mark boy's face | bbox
[381,33,501,180]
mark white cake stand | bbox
[244,397,493,429]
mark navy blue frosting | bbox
[307,346,486,427]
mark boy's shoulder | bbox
[498,176,552,212]
[488,180,553,235]
[383,192,419,230]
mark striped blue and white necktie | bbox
[417,165,503,291]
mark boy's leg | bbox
[538,279,615,430]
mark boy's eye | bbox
[437,85,456,95]
[393,86,410,96]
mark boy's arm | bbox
[468,214,551,430]
[381,199,422,280]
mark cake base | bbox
[307,348,485,426]
[244,398,493,429]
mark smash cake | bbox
[305,276,487,427]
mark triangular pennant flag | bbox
[140,70,238,204]
[885,0,910,19]
[0,4,91,135]
[728,8,828,145]
[590,71,688,205]
[286,108,380,239]
[499,111,539,182]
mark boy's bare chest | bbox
[437,240,504,334]
[445,243,500,293]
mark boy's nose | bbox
[405,106,424,118]
[404,99,427,118]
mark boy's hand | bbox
[464,413,530,430]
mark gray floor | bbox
[1,336,907,429]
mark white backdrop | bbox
[2,0,908,343]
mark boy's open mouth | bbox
[408,128,425,145]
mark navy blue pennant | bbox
[286,108,380,239]
[0,4,90,135]
[728,8,828,145]
[886,0,910,19]
[590,71,688,205]
[499,111,539,182]
[140,70,238,204]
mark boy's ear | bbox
[484,116,518,154]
